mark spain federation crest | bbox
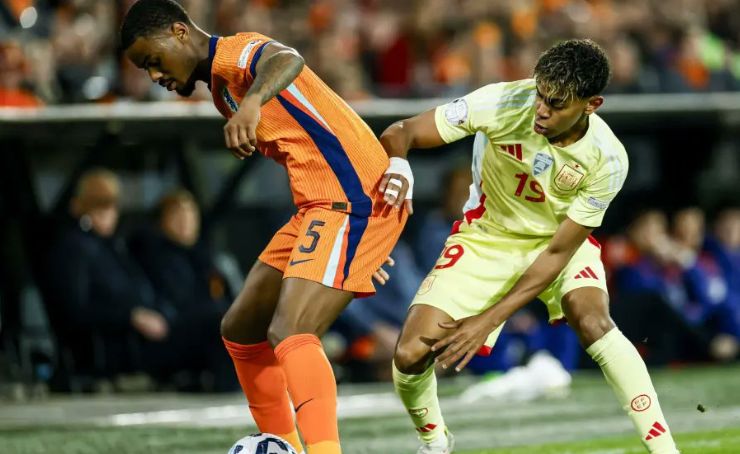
[554,164,585,191]
[532,152,554,176]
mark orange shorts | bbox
[259,206,407,296]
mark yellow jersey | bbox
[435,78,628,237]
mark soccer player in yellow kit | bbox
[379,39,679,454]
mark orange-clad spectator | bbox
[0,41,42,107]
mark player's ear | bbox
[172,22,189,43]
[584,96,604,115]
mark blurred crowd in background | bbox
[1,0,740,106]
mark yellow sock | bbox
[392,361,446,443]
[587,328,679,454]
[276,430,303,453]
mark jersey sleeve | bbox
[434,79,536,144]
[567,146,629,228]
[215,33,274,87]
[434,83,504,143]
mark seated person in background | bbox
[46,168,168,379]
[672,208,738,360]
[129,189,237,391]
[705,206,740,325]
[615,208,738,362]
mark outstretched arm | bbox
[378,109,447,213]
[224,42,305,159]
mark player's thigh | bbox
[394,304,454,374]
[267,277,354,347]
[220,260,284,344]
[540,238,613,345]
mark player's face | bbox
[125,28,199,97]
[533,85,602,140]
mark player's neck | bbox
[548,114,589,147]
[190,29,214,83]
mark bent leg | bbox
[564,288,678,454]
[220,261,301,452]
[269,278,354,454]
[393,304,455,444]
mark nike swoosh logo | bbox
[295,398,314,413]
[289,258,314,266]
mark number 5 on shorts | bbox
[299,220,325,253]
[434,244,464,269]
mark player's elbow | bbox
[380,120,413,150]
[291,52,305,71]
[283,49,305,73]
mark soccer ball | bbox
[227,433,298,454]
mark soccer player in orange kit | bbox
[121,2,411,453]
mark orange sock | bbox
[223,338,302,452]
[274,334,341,454]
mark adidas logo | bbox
[645,421,667,440]
[574,266,598,280]
[416,423,437,433]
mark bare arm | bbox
[378,109,447,212]
[379,109,447,159]
[244,42,305,106]
[224,42,305,158]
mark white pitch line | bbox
[100,392,592,428]
[103,392,404,427]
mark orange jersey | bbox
[209,33,387,218]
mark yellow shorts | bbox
[411,221,607,351]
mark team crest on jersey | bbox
[532,152,554,176]
[554,164,584,191]
[222,87,239,113]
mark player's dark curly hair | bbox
[120,0,192,50]
[534,39,611,102]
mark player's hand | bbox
[431,314,496,372]
[372,256,395,285]
[380,157,414,214]
[224,96,261,159]
[131,307,169,341]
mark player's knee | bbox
[394,342,433,375]
[266,316,314,348]
[572,312,615,347]
[219,305,240,341]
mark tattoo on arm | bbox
[246,51,305,105]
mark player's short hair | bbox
[120,0,191,50]
[534,39,611,102]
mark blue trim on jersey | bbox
[207,35,220,89]
[343,214,369,286]
[275,94,373,218]
[249,41,273,79]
